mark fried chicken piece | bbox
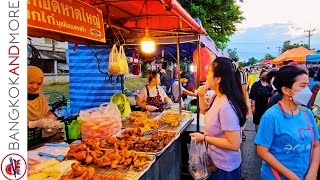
[85,150,93,164]
[71,162,87,177]
[75,143,87,152]
[74,150,87,161]
[133,159,148,168]
[100,139,107,148]
[60,170,74,180]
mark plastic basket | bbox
[28,128,43,149]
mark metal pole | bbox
[196,40,201,132]
[177,36,182,114]
[121,75,124,94]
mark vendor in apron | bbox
[137,71,172,112]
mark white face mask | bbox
[291,87,312,106]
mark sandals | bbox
[242,134,247,141]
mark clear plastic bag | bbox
[118,45,129,74]
[108,44,121,74]
[80,103,122,140]
[188,139,210,180]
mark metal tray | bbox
[154,110,194,133]
[93,153,156,180]
[117,129,180,157]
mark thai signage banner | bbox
[28,0,106,43]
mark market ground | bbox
[240,113,262,180]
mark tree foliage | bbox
[263,53,276,60]
[227,48,239,59]
[281,40,309,53]
[179,0,245,49]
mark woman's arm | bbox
[182,89,197,97]
[196,85,209,114]
[136,97,147,109]
[190,131,241,151]
[305,141,320,179]
[256,145,300,180]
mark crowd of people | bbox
[187,59,319,179]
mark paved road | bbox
[241,114,262,180]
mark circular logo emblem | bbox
[1,154,27,180]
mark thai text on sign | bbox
[28,0,105,43]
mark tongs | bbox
[142,124,167,137]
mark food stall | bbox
[27,0,214,179]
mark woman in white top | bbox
[137,71,172,112]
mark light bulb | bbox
[141,27,155,53]
[141,37,155,53]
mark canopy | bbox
[83,0,206,42]
[260,59,270,65]
[270,46,316,64]
[306,53,320,63]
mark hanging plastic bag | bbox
[118,45,129,74]
[80,103,122,140]
[110,93,131,118]
[108,44,121,74]
[188,139,210,180]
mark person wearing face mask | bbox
[190,57,248,179]
[137,70,172,112]
[254,65,320,180]
[249,69,273,132]
[28,66,60,131]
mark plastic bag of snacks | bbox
[188,139,211,180]
[108,44,121,74]
[118,45,129,74]
[80,103,121,140]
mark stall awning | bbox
[270,46,316,64]
[83,0,206,41]
[260,59,270,65]
[306,53,320,63]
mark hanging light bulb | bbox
[141,28,155,53]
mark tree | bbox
[281,40,309,53]
[227,48,239,60]
[263,53,276,60]
[247,57,258,65]
[179,0,244,49]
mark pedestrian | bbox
[249,69,273,132]
[169,72,197,103]
[190,57,248,180]
[160,69,170,91]
[248,68,259,94]
[308,67,319,90]
[254,65,320,180]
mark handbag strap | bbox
[271,105,315,180]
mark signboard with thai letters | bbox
[28,0,106,43]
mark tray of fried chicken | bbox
[61,162,123,180]
[65,139,156,180]
[113,128,179,156]
[154,110,193,132]
[123,111,159,134]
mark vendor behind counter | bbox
[136,70,172,112]
[27,66,61,137]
